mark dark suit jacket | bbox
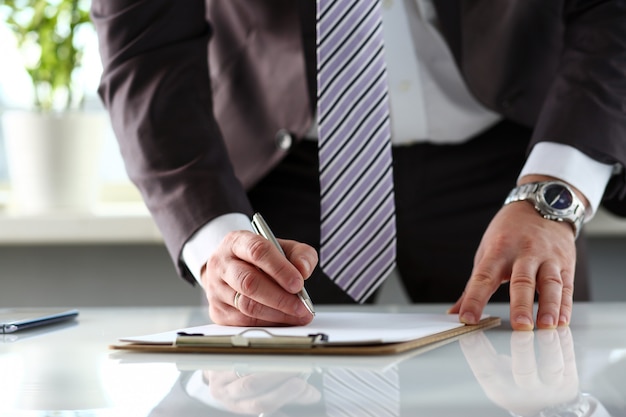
[91,0,626,282]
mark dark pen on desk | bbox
[251,212,316,316]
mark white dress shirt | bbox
[182,0,614,284]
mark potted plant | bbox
[0,0,105,214]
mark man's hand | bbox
[449,200,577,330]
[201,230,317,326]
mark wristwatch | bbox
[504,181,586,239]
[508,393,592,417]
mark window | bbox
[0,21,128,187]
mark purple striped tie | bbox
[317,0,396,302]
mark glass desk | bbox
[0,303,624,416]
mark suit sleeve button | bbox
[275,129,293,151]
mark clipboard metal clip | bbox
[175,329,329,349]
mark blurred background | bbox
[0,1,624,309]
[0,0,204,307]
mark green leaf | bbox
[1,0,93,111]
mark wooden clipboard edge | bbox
[109,316,501,356]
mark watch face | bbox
[543,183,573,210]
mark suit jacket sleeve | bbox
[531,0,626,210]
[91,0,253,282]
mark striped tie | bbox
[316,0,396,302]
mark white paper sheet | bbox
[120,312,472,346]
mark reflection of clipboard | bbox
[111,312,500,356]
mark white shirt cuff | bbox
[519,142,615,220]
[181,213,253,286]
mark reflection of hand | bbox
[201,231,316,326]
[460,328,579,416]
[204,369,321,415]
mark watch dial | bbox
[544,184,573,210]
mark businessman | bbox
[91,0,626,330]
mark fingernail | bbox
[515,315,534,330]
[460,312,476,324]
[540,314,556,328]
[559,315,570,326]
[288,276,303,293]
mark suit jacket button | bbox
[275,129,293,151]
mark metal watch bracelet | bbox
[504,181,585,239]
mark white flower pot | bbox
[1,110,105,214]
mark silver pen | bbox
[251,213,316,315]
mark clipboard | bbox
[111,312,501,356]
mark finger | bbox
[231,232,308,293]
[202,231,312,326]
[557,268,575,327]
[510,331,541,388]
[209,276,309,327]
[224,257,311,317]
[509,259,539,331]
[205,232,313,325]
[206,278,248,325]
[557,327,579,380]
[535,262,563,329]
[458,257,508,325]
[535,329,564,386]
[226,235,314,321]
[280,239,318,280]
[234,291,313,326]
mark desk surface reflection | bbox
[0,303,624,417]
